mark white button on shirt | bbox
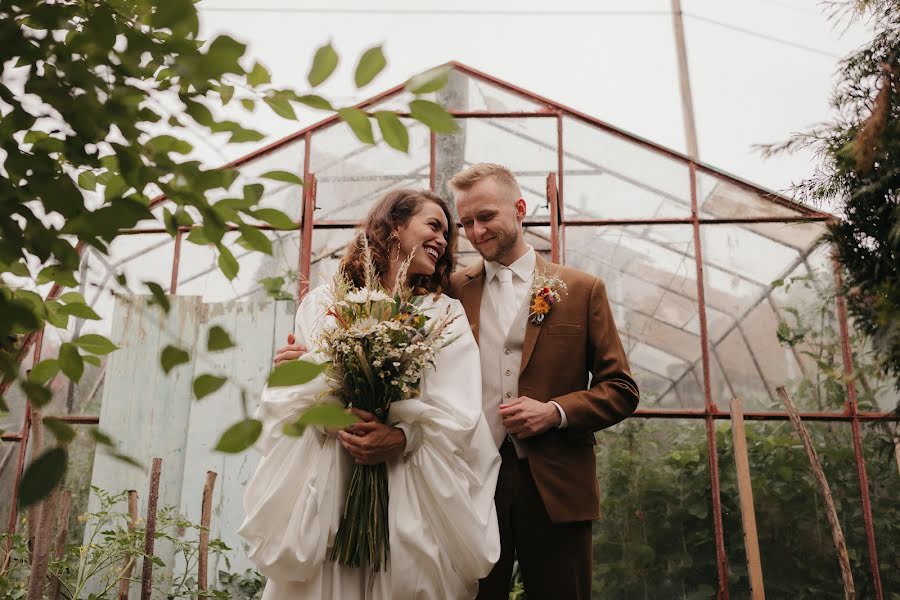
[484,246,568,429]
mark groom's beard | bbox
[478,228,518,263]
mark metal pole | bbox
[671,0,700,159]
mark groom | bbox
[448,163,639,599]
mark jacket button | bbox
[505,369,511,376]
[504,348,511,355]
[505,392,511,398]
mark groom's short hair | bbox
[449,163,521,202]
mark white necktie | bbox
[495,267,516,336]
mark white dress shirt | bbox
[484,247,568,428]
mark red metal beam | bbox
[689,161,730,598]
[298,171,316,300]
[832,259,884,599]
[547,173,560,263]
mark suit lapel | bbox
[458,260,485,345]
[520,254,552,373]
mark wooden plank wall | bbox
[86,295,295,594]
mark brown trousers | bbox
[476,440,593,600]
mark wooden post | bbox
[776,387,855,600]
[117,490,139,600]
[197,471,218,592]
[730,399,765,599]
[139,459,162,600]
[26,486,58,600]
[671,0,700,159]
[26,410,44,555]
[48,489,72,600]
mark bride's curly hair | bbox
[339,189,457,294]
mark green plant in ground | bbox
[0,486,267,599]
[591,277,899,598]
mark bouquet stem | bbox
[329,462,390,571]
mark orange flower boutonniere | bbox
[529,270,567,325]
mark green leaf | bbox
[337,107,375,144]
[77,170,97,192]
[214,419,262,453]
[294,94,333,111]
[58,291,88,305]
[145,281,171,313]
[220,84,234,105]
[307,42,339,87]
[260,170,303,185]
[37,265,78,287]
[21,381,52,408]
[82,354,101,367]
[284,403,358,437]
[237,226,273,255]
[186,227,211,246]
[247,62,271,86]
[59,302,101,321]
[193,374,227,399]
[111,452,143,469]
[268,360,325,387]
[73,334,118,355]
[45,302,69,329]
[217,245,239,280]
[355,46,386,87]
[28,359,60,385]
[161,345,190,373]
[59,343,84,383]
[90,428,114,446]
[375,111,409,153]
[207,325,235,351]
[405,65,452,94]
[44,417,76,444]
[18,447,67,508]
[264,94,296,120]
[240,98,256,111]
[151,0,193,28]
[251,208,297,230]
[409,99,457,134]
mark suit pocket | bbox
[547,323,581,336]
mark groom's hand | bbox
[338,420,406,465]
[273,333,308,365]
[500,396,561,438]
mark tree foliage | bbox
[760,0,900,392]
[0,0,455,506]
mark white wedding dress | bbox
[238,285,501,600]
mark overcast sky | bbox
[193,0,873,208]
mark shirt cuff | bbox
[550,401,568,428]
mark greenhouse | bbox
[2,63,897,598]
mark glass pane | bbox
[435,117,557,219]
[308,228,356,290]
[697,171,825,233]
[310,118,430,222]
[564,117,692,220]
[566,225,703,408]
[595,419,717,597]
[719,421,873,597]
[177,230,300,303]
[862,423,900,595]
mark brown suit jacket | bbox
[449,254,639,522]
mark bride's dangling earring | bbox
[390,232,401,263]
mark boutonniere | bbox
[529,269,568,325]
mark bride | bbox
[238,189,501,599]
